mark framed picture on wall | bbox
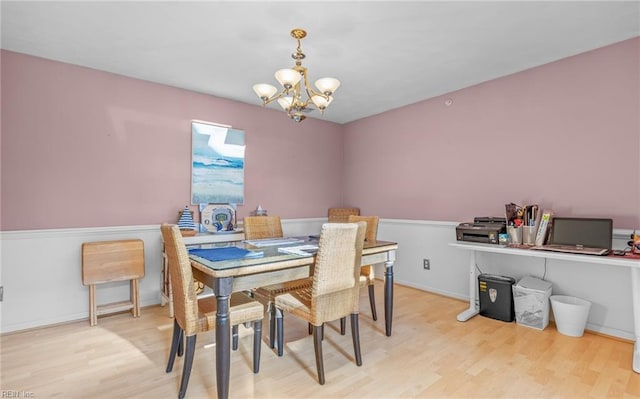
[191,120,245,204]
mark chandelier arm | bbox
[302,74,330,102]
[302,90,317,110]
[261,89,289,106]
[300,71,325,110]
[307,87,330,100]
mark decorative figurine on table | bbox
[225,218,235,231]
[178,205,197,236]
[199,204,237,233]
[252,204,267,216]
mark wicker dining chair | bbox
[274,222,366,385]
[243,216,313,351]
[327,207,360,223]
[347,215,380,323]
[160,224,264,399]
[243,215,284,240]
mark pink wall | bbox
[1,51,344,230]
[343,38,640,229]
[3,38,639,231]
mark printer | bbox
[456,217,506,245]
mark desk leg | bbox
[215,277,233,399]
[457,250,479,322]
[632,268,640,373]
[384,250,396,337]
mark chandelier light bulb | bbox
[315,77,340,96]
[311,95,333,111]
[275,69,302,90]
[277,97,293,110]
[252,84,278,101]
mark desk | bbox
[190,237,398,399]
[450,241,640,374]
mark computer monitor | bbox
[550,217,613,249]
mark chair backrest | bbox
[160,223,199,335]
[310,222,366,322]
[243,216,283,240]
[327,207,360,223]
[347,215,379,242]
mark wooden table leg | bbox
[384,253,396,337]
[215,277,233,399]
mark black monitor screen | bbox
[550,217,613,249]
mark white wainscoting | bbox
[0,219,325,333]
[1,225,164,333]
[1,218,636,339]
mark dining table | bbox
[189,235,398,399]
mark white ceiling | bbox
[2,1,639,124]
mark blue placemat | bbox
[189,247,263,262]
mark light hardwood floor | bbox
[2,282,640,398]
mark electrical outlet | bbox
[423,259,430,270]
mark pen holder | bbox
[522,226,537,246]
[507,226,523,245]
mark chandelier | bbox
[252,28,340,123]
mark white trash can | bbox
[550,295,591,337]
